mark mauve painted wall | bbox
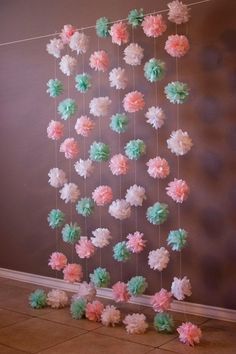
[0,0,236,310]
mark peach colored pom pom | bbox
[126,232,146,254]
[146,157,170,179]
[112,281,131,303]
[92,185,113,206]
[48,252,67,271]
[166,178,190,203]
[60,24,76,44]
[89,50,109,72]
[75,116,95,137]
[150,288,173,313]
[75,237,95,259]
[165,35,190,58]
[47,120,64,140]
[109,154,129,176]
[109,22,129,45]
[85,300,104,322]
[142,15,167,38]
[60,138,79,159]
[123,91,145,113]
[177,322,202,346]
[63,263,83,283]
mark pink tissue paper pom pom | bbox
[48,168,67,188]
[86,300,104,322]
[112,281,131,303]
[124,43,144,66]
[109,22,129,46]
[150,288,173,313]
[125,184,146,207]
[60,24,76,44]
[91,228,112,248]
[167,129,193,156]
[59,182,80,203]
[123,313,148,334]
[75,237,95,259]
[48,252,67,271]
[109,67,128,90]
[47,120,64,140]
[60,138,79,159]
[109,154,129,176]
[146,157,170,179]
[166,178,190,203]
[165,35,190,58]
[59,54,77,76]
[74,159,94,179]
[92,185,113,206]
[123,91,145,113]
[108,199,131,220]
[142,15,167,38]
[75,115,95,137]
[47,289,69,309]
[145,106,166,129]
[101,305,121,327]
[46,38,64,58]
[171,276,192,300]
[148,247,170,271]
[126,232,147,254]
[72,281,97,302]
[177,322,202,346]
[69,31,89,54]
[168,0,190,25]
[89,50,109,72]
[89,97,111,117]
[63,263,83,283]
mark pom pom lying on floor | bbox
[165,81,189,104]
[154,312,175,333]
[112,281,131,303]
[69,31,89,55]
[177,322,202,346]
[48,209,65,229]
[60,138,79,159]
[165,34,190,58]
[126,231,146,254]
[171,276,192,300]
[167,129,193,156]
[70,298,87,319]
[109,154,129,176]
[113,241,132,262]
[72,281,96,302]
[166,178,190,203]
[47,120,64,140]
[101,305,121,327]
[91,228,112,248]
[89,142,110,162]
[125,184,146,207]
[59,55,77,76]
[89,267,110,288]
[75,115,95,137]
[75,237,95,259]
[46,38,64,58]
[148,247,170,271]
[47,289,68,309]
[108,199,131,220]
[151,289,173,312]
[89,97,111,117]
[89,50,109,72]
[75,73,92,93]
[96,17,110,38]
[109,68,128,90]
[146,157,170,179]
[62,222,81,244]
[48,252,67,271]
[167,0,190,25]
[109,22,129,45]
[86,300,104,322]
[142,15,167,37]
[123,313,148,334]
[167,229,188,251]
[124,43,144,66]
[76,197,94,217]
[58,99,77,120]
[63,263,83,283]
[128,9,144,27]
[29,289,47,309]
[124,139,146,160]
[92,185,113,206]
[60,183,80,203]
[146,202,169,225]
[74,159,94,179]
[48,168,67,188]
[47,79,63,97]
[110,113,129,133]
[144,58,165,82]
[127,276,148,296]
[145,106,166,130]
[123,91,145,113]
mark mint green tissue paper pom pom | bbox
[58,98,77,120]
[127,276,148,296]
[167,229,188,251]
[29,289,47,309]
[47,209,65,229]
[128,8,144,27]
[124,139,146,160]
[89,141,110,162]
[96,17,110,38]
[89,267,110,288]
[113,241,131,262]
[75,73,91,93]
[62,222,81,244]
[70,298,87,319]
[144,58,165,82]
[146,202,169,225]
[164,81,189,104]
[110,113,129,133]
[154,313,175,333]
[47,79,63,97]
[76,197,94,217]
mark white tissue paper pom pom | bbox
[124,43,144,66]
[89,97,112,117]
[167,129,193,156]
[69,32,89,54]
[71,281,97,302]
[46,38,64,58]
[59,183,80,203]
[123,313,148,334]
[148,247,170,271]
[145,106,166,129]
[101,305,121,327]
[109,67,128,90]
[47,289,69,309]
[125,184,146,207]
[168,0,190,24]
[59,54,77,76]
[91,228,112,248]
[108,199,131,220]
[171,276,192,300]
[74,159,94,179]
[48,168,67,188]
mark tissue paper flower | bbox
[165,35,190,58]
[47,120,64,140]
[109,154,129,175]
[75,73,92,93]
[89,267,110,288]
[72,281,97,302]
[92,185,113,206]
[145,106,166,130]
[60,183,80,203]
[148,247,170,271]
[48,209,65,229]
[29,289,47,309]
[171,276,192,300]
[151,289,173,312]
[154,313,175,333]
[74,159,94,179]
[91,228,111,248]
[126,232,146,254]
[75,116,95,137]
[108,199,131,220]
[58,99,77,120]
[70,298,87,319]
[75,237,95,259]
[47,79,63,97]
[127,276,148,296]
[63,263,83,283]
[142,15,167,37]
[165,81,189,104]
[86,300,104,321]
[125,184,146,207]
[96,17,110,37]
[113,241,132,262]
[46,38,64,58]
[110,113,129,133]
[112,281,131,303]
[69,31,89,54]
[89,50,109,72]
[177,322,202,346]
[62,222,81,244]
[76,197,94,217]
[167,229,188,251]
[123,314,148,334]
[123,91,145,113]
[48,252,67,271]
[168,0,190,24]
[101,305,121,327]
[60,138,79,159]
[47,289,68,309]
[89,97,111,117]
[144,58,165,82]
[89,141,110,162]
[48,168,67,188]
[109,22,129,45]
[128,9,144,27]
[125,139,146,160]
[124,43,144,66]
[167,129,193,156]
[59,55,77,76]
[166,178,190,203]
[146,202,169,225]
[60,24,76,44]
[109,67,128,89]
[146,157,170,179]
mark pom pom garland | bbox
[151,289,173,313]
[72,281,97,302]
[89,141,110,162]
[91,228,112,248]
[167,129,193,156]
[60,138,79,159]
[96,17,110,38]
[108,199,131,220]
[75,237,96,259]
[59,183,80,203]
[85,300,104,322]
[146,157,170,179]
[70,298,87,319]
[48,168,67,188]
[109,22,129,45]
[58,99,77,120]
[128,9,144,27]
[125,184,146,207]
[123,314,148,334]
[126,232,146,254]
[75,73,92,93]
[165,35,190,58]
[89,97,111,117]
[101,305,121,327]
[47,120,64,140]
[123,91,145,113]
[48,209,65,229]
[110,113,129,133]
[89,50,109,72]
[177,322,202,346]
[109,68,128,90]
[166,178,190,203]
[148,247,170,271]
[47,79,63,97]
[75,115,95,137]
[142,15,167,37]
[127,276,148,296]
[112,281,131,303]
[60,24,76,44]
[124,43,144,66]
[144,58,166,82]
[29,289,47,309]
[124,139,146,160]
[165,81,189,104]
[171,276,192,301]
[62,222,81,244]
[89,267,110,288]
[109,154,129,176]
[76,197,95,217]
[145,106,166,130]
[167,229,188,251]
[154,313,175,333]
[47,289,68,309]
[59,55,77,76]
[48,252,67,271]
[146,202,169,225]
[74,159,94,179]
[69,32,89,55]
[46,38,64,58]
[113,241,132,262]
[92,185,113,206]
[168,0,190,25]
[63,263,83,283]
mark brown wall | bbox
[0,0,236,310]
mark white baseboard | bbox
[0,267,235,322]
